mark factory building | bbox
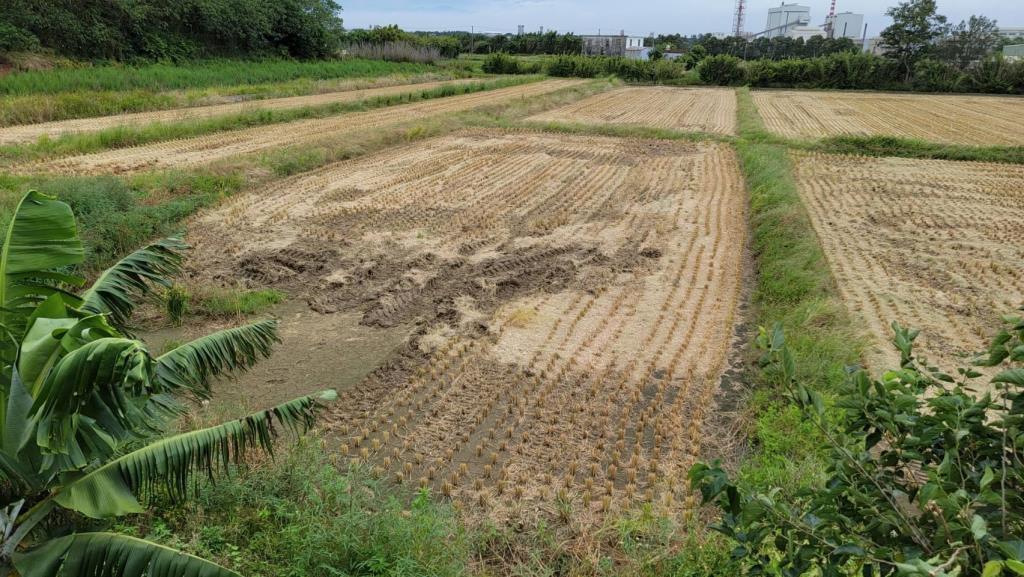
[764,3,811,38]
[825,12,865,40]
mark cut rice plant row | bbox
[528,86,738,136]
[792,151,1024,371]
[185,131,748,524]
[754,90,1024,145]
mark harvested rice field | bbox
[32,79,584,175]
[754,90,1024,145]
[792,152,1024,370]
[0,78,483,145]
[187,130,749,523]
[528,86,737,135]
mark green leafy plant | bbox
[164,284,190,326]
[0,190,335,576]
[691,311,1024,576]
[696,55,746,86]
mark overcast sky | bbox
[340,0,1023,37]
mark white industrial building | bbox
[764,3,811,38]
[998,27,1024,41]
[826,12,865,40]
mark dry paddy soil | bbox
[754,90,1024,145]
[0,78,483,145]
[793,151,1024,370]
[33,79,584,175]
[186,129,749,524]
[529,86,737,135]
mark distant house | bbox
[581,33,646,57]
[624,47,652,60]
[1005,44,1024,62]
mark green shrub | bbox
[692,313,1024,576]
[913,59,968,92]
[969,54,1019,94]
[0,22,39,52]
[545,55,684,82]
[697,55,745,86]
[482,52,523,74]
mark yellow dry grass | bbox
[793,151,1024,370]
[754,90,1024,145]
[528,86,737,135]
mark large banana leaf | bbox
[154,320,279,397]
[30,338,157,462]
[80,237,187,331]
[0,191,84,344]
[53,390,335,519]
[17,295,121,394]
[13,532,240,577]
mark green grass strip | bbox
[731,87,862,493]
[801,134,1024,164]
[0,77,541,164]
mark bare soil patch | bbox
[33,79,584,175]
[528,86,737,135]
[0,78,482,145]
[754,90,1024,145]
[793,152,1024,370]
[186,130,748,525]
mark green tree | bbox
[937,15,1001,70]
[881,0,949,81]
[0,191,334,575]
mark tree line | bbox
[0,0,345,60]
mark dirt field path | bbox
[793,152,1024,370]
[186,130,748,523]
[0,78,483,145]
[754,90,1024,145]
[33,79,584,175]
[528,86,737,135]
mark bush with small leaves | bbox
[690,311,1024,577]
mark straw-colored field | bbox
[33,79,584,174]
[0,78,482,145]
[755,90,1024,145]
[528,86,737,135]
[187,130,749,523]
[793,152,1024,369]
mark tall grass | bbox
[123,437,471,577]
[345,42,441,64]
[0,58,434,95]
[0,171,244,272]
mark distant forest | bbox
[0,0,346,60]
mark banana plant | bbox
[0,191,336,576]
